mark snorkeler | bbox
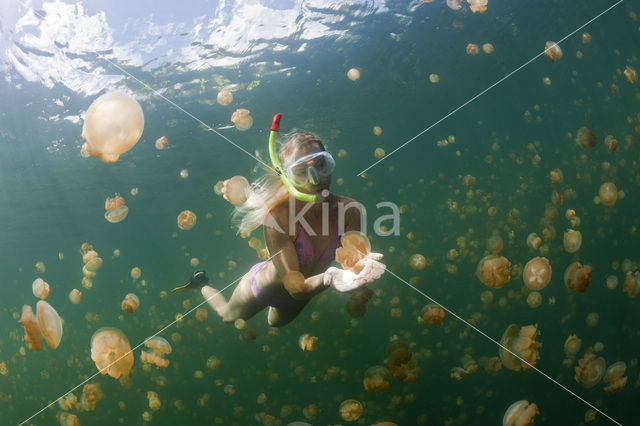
[174,114,385,327]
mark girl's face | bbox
[285,144,333,195]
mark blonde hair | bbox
[233,131,325,235]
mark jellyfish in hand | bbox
[335,231,371,274]
[90,327,134,379]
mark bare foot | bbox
[201,286,227,318]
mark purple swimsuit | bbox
[250,221,341,308]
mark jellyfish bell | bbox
[69,288,82,304]
[598,182,617,206]
[20,305,43,350]
[104,196,129,223]
[121,293,140,313]
[155,136,168,150]
[230,108,253,131]
[347,68,360,81]
[499,324,541,371]
[82,92,144,162]
[32,278,50,300]
[35,300,63,349]
[502,400,539,426]
[91,327,134,379]
[177,210,197,230]
[603,361,627,393]
[363,366,391,393]
[486,235,504,254]
[283,271,305,295]
[624,66,638,84]
[563,334,582,357]
[564,262,592,293]
[576,126,597,149]
[420,303,445,326]
[217,89,233,106]
[141,336,172,368]
[409,254,427,271]
[544,41,562,62]
[222,176,250,206]
[335,231,371,274]
[563,229,582,253]
[523,257,552,290]
[574,353,605,388]
[339,399,363,422]
[476,255,511,288]
[466,43,479,55]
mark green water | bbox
[1,0,639,425]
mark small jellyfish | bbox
[576,126,597,149]
[429,73,440,83]
[582,32,592,44]
[303,403,320,420]
[605,275,618,290]
[604,135,618,152]
[20,305,43,350]
[69,289,82,304]
[420,303,445,326]
[549,168,563,184]
[409,254,427,271]
[526,291,542,308]
[155,136,168,150]
[35,260,46,274]
[466,43,479,55]
[385,341,417,382]
[468,0,488,13]
[563,334,582,357]
[221,176,250,205]
[104,195,128,223]
[482,43,494,54]
[603,361,627,393]
[374,147,385,159]
[598,182,617,206]
[624,66,637,84]
[623,271,640,298]
[463,174,476,187]
[499,324,541,371]
[446,0,463,11]
[339,399,363,422]
[230,108,253,131]
[502,400,539,426]
[363,366,391,393]
[563,229,582,253]
[335,231,371,274]
[526,233,542,250]
[574,353,605,388]
[81,92,144,162]
[523,257,552,290]
[476,255,511,288]
[121,293,140,313]
[90,327,134,379]
[147,391,161,410]
[347,68,360,81]
[32,278,50,300]
[177,210,197,230]
[299,333,318,351]
[217,89,233,106]
[141,336,172,368]
[283,271,306,295]
[36,300,63,349]
[564,262,592,293]
[130,266,142,281]
[544,41,562,62]
[180,169,189,179]
[373,126,382,136]
[81,383,103,411]
[59,412,81,426]
[486,235,504,254]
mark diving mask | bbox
[284,151,335,187]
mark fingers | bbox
[367,252,384,261]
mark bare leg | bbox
[203,274,265,323]
[267,301,309,327]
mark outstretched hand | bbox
[324,252,386,293]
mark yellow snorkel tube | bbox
[269,113,322,203]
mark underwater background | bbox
[1,0,639,424]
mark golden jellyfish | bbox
[299,333,318,351]
[502,400,539,426]
[526,291,542,308]
[347,68,360,81]
[230,108,253,131]
[373,126,383,136]
[499,324,541,371]
[599,182,617,206]
[623,271,640,298]
[364,366,391,393]
[574,353,605,388]
[624,66,637,84]
[177,210,197,230]
[32,278,50,300]
[476,255,511,288]
[221,176,250,206]
[81,383,103,411]
[141,336,172,368]
[563,229,582,253]
[603,361,627,393]
[36,300,62,349]
[466,43,479,55]
[190,257,199,267]
[486,235,504,254]
[606,275,618,290]
[468,0,488,13]
[217,89,233,106]
[463,174,476,187]
[544,41,562,62]
[180,169,189,179]
[482,43,494,54]
[59,412,81,426]
[576,126,597,149]
[90,327,134,379]
[563,334,582,357]
[147,391,161,411]
[374,147,385,159]
[526,233,542,250]
[121,293,140,313]
[420,303,445,326]
[385,341,417,382]
[409,254,427,271]
[335,231,371,274]
[523,257,552,290]
[195,308,208,322]
[549,168,563,184]
[604,134,618,152]
[155,136,168,150]
[283,270,305,295]
[303,403,320,420]
[104,195,128,223]
[130,266,142,281]
[564,262,592,293]
[429,73,440,83]
[35,260,46,274]
[81,92,144,162]
[339,399,363,422]
[446,0,463,11]
[69,288,82,304]
[20,305,43,350]
[582,32,592,44]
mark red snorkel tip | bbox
[271,113,283,132]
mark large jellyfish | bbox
[36,301,63,349]
[576,126,597,148]
[91,327,134,379]
[622,271,640,298]
[499,324,541,371]
[476,255,511,288]
[141,336,172,368]
[335,231,371,274]
[81,92,144,162]
[523,257,552,290]
[420,303,445,326]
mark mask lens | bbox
[307,167,320,185]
